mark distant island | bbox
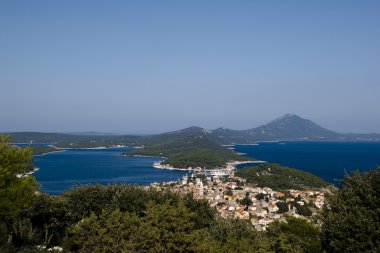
[6,114,380,168]
[122,129,249,169]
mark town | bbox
[151,164,326,231]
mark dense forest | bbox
[236,163,330,190]
[1,135,379,252]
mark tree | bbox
[65,201,213,253]
[267,216,321,253]
[255,193,265,201]
[320,168,380,252]
[241,192,253,210]
[225,189,233,196]
[66,209,141,253]
[294,203,312,217]
[276,202,289,214]
[0,135,39,245]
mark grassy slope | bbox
[236,163,329,190]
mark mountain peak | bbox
[168,126,211,135]
[273,114,301,121]
[251,114,337,140]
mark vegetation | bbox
[2,183,333,253]
[236,163,329,190]
[1,134,379,252]
[276,201,289,213]
[10,128,249,168]
[0,135,40,249]
[124,132,247,168]
[8,132,143,149]
[267,216,322,253]
[320,167,380,252]
[30,146,58,156]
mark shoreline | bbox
[16,167,39,178]
[33,150,67,156]
[54,145,129,150]
[122,154,166,159]
[152,159,267,172]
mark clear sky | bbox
[1,1,379,134]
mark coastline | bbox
[152,159,266,172]
[33,149,67,156]
[122,154,166,159]
[54,145,129,150]
[16,167,39,178]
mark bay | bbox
[234,141,380,184]
[32,147,186,194]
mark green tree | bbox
[66,209,141,253]
[0,135,39,245]
[255,193,265,201]
[295,203,312,217]
[225,189,233,196]
[276,201,289,214]
[320,168,380,252]
[241,192,253,210]
[267,216,321,253]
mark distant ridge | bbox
[5,114,380,147]
[209,114,380,144]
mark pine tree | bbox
[320,168,380,252]
[0,135,39,244]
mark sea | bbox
[31,147,187,194]
[19,141,380,194]
[234,141,380,185]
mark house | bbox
[274,192,285,198]
[235,210,249,219]
[256,209,268,217]
[235,204,245,211]
[258,218,274,226]
[268,204,279,213]
[315,197,324,208]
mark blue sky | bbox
[1,1,379,134]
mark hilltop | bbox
[123,128,247,168]
[208,114,380,144]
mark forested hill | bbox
[236,163,330,190]
[123,128,248,168]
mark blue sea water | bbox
[32,147,187,194]
[27,142,380,193]
[234,141,380,184]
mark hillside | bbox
[123,128,247,168]
[243,114,338,140]
[209,114,339,144]
[235,163,329,190]
[209,114,380,144]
